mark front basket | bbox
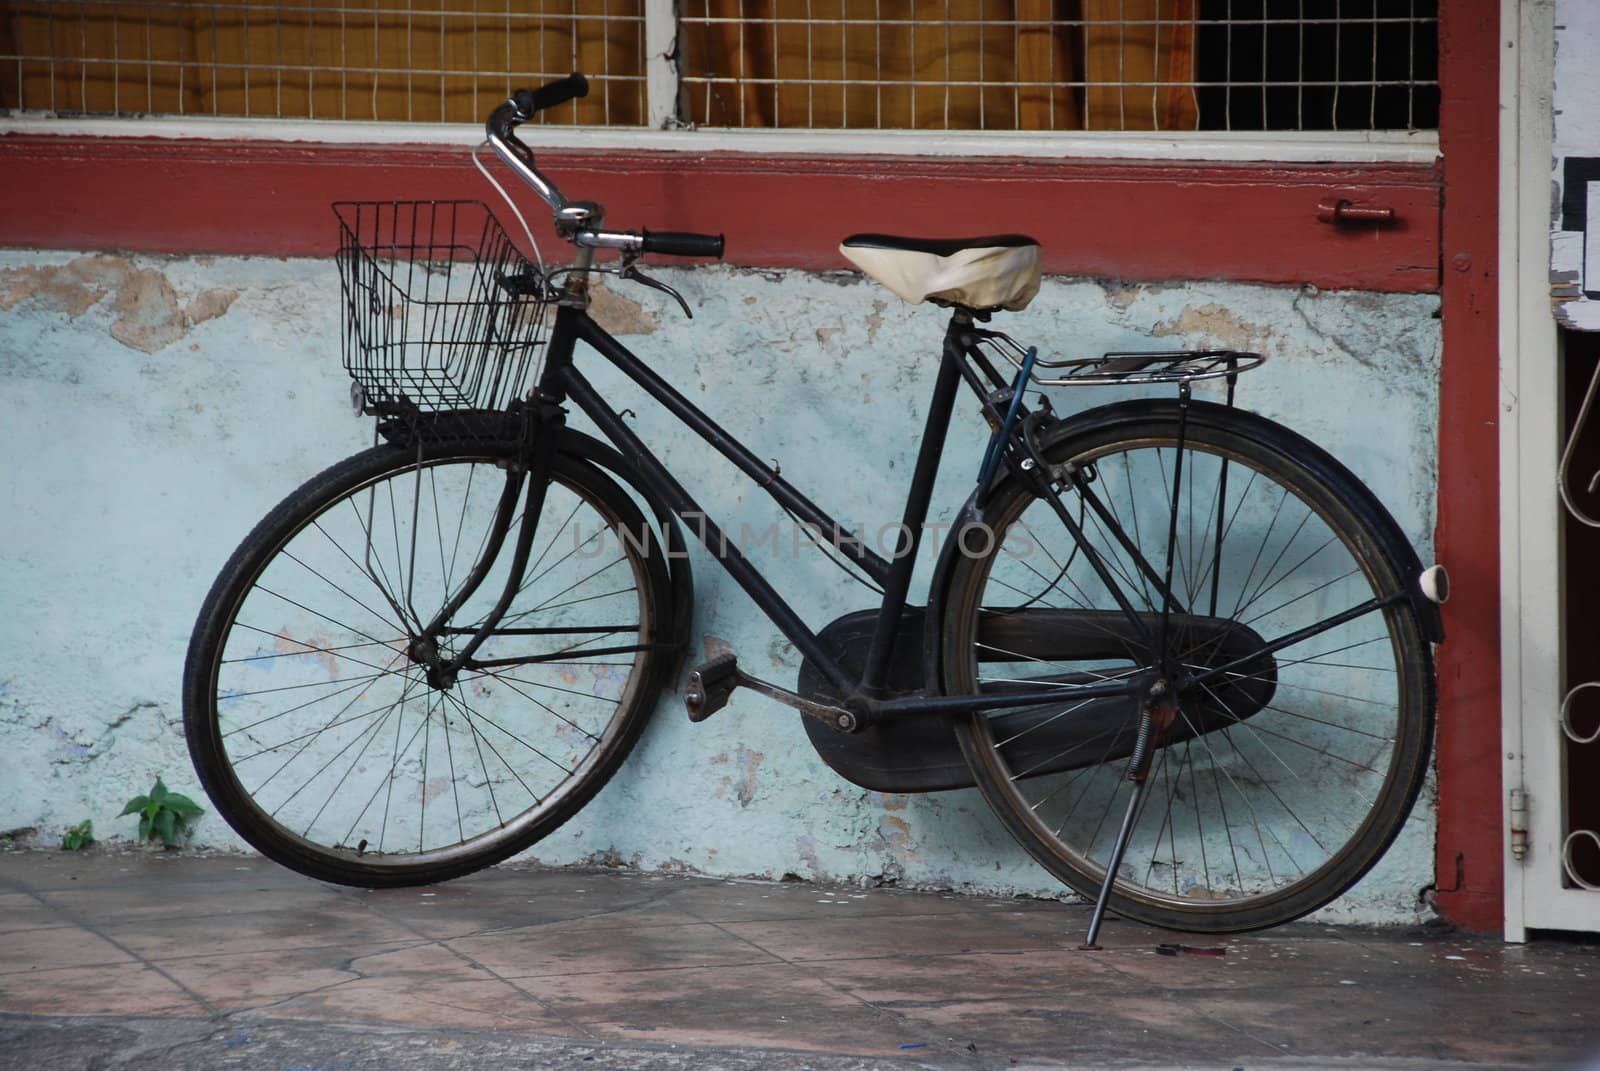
[336,200,551,414]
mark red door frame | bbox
[1431,1,1502,932]
[0,1,1505,929]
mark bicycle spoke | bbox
[458,668,604,742]
[223,629,405,666]
[440,688,548,801]
[249,583,402,661]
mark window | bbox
[0,1,648,125]
[1,1,1437,134]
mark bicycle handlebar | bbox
[641,230,726,259]
[484,73,725,262]
[512,72,589,117]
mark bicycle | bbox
[182,74,1447,943]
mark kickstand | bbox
[1080,777,1148,950]
[1080,702,1159,950]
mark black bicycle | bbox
[183,74,1446,942]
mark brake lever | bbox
[618,258,693,319]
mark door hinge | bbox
[1510,786,1530,863]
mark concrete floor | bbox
[0,850,1596,1071]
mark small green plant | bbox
[120,778,204,847]
[61,819,94,851]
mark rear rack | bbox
[992,344,1267,385]
[1033,350,1266,387]
[975,331,1265,387]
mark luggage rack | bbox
[975,332,1266,387]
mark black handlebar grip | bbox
[513,72,589,117]
[641,230,725,259]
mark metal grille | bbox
[1561,682,1600,890]
[2,1,1438,133]
[0,1,646,125]
[677,0,1439,132]
[1195,1,1439,132]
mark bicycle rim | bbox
[185,442,666,885]
[942,409,1434,931]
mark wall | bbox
[0,249,1441,922]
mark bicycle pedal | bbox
[685,652,740,722]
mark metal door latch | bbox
[1317,197,1397,225]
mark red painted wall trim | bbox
[0,134,1441,293]
[1431,1,1503,932]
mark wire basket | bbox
[336,200,551,415]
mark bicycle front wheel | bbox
[939,400,1435,932]
[184,439,672,887]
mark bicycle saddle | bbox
[839,233,1041,312]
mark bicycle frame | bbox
[467,293,1147,724]
[405,278,1418,732]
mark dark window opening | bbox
[1195,0,1439,132]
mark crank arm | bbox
[685,652,859,733]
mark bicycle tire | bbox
[938,399,1436,932]
[183,439,672,887]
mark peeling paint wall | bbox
[0,250,1440,922]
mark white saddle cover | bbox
[839,239,1041,312]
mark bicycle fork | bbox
[387,402,567,691]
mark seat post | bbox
[857,316,967,696]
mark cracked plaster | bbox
[0,250,1440,923]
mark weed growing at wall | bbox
[120,779,203,847]
[61,820,94,851]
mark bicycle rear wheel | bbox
[938,400,1435,932]
[184,439,671,887]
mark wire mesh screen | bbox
[0,1,645,125]
[677,0,1439,132]
[3,1,1437,133]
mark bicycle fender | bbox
[921,399,1442,699]
[1134,400,1445,645]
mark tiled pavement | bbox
[1,850,1597,1070]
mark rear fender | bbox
[922,398,1443,696]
